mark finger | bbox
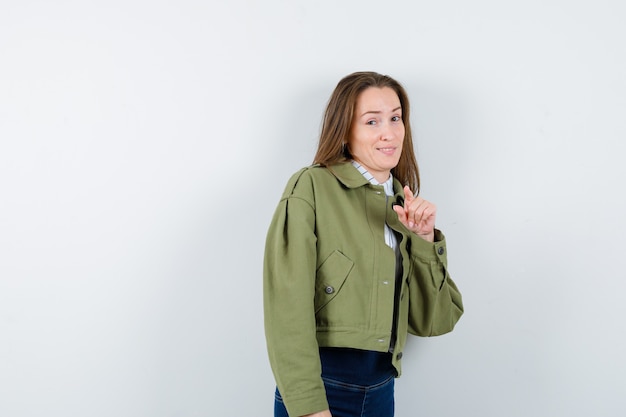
[415,200,432,223]
[393,204,409,227]
[407,197,426,225]
[411,199,436,227]
[403,186,417,227]
[403,185,415,204]
[414,205,437,233]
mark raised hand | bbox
[392,185,436,242]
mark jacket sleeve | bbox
[406,229,464,336]
[263,171,329,417]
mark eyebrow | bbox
[360,106,402,117]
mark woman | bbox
[264,71,463,417]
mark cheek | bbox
[397,128,406,150]
[347,128,367,150]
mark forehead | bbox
[355,87,401,110]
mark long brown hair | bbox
[313,71,420,192]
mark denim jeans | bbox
[274,348,396,417]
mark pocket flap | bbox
[314,250,354,313]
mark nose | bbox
[381,123,395,141]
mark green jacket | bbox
[264,163,463,417]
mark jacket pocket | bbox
[314,250,354,313]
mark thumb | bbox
[393,204,408,226]
[393,204,405,217]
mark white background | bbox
[1,1,625,416]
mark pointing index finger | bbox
[403,185,415,206]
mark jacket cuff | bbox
[284,394,329,417]
[410,228,448,264]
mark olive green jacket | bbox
[264,163,463,417]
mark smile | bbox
[377,147,397,155]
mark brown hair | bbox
[313,71,420,192]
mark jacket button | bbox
[325,286,334,294]
[396,352,403,360]
[437,247,445,255]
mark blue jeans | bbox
[274,348,396,417]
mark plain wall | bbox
[1,1,625,416]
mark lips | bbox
[377,147,397,155]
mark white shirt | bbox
[351,161,398,251]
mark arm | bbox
[393,186,464,336]
[264,173,330,416]
[405,229,464,336]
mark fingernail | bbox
[409,221,414,228]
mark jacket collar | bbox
[326,162,370,188]
[326,162,405,198]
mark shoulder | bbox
[288,164,330,182]
[280,162,368,200]
[280,165,335,199]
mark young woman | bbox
[264,71,463,417]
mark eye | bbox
[366,119,377,125]
[391,116,402,122]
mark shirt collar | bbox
[351,161,395,197]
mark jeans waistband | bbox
[319,347,396,386]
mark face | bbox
[348,87,405,183]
